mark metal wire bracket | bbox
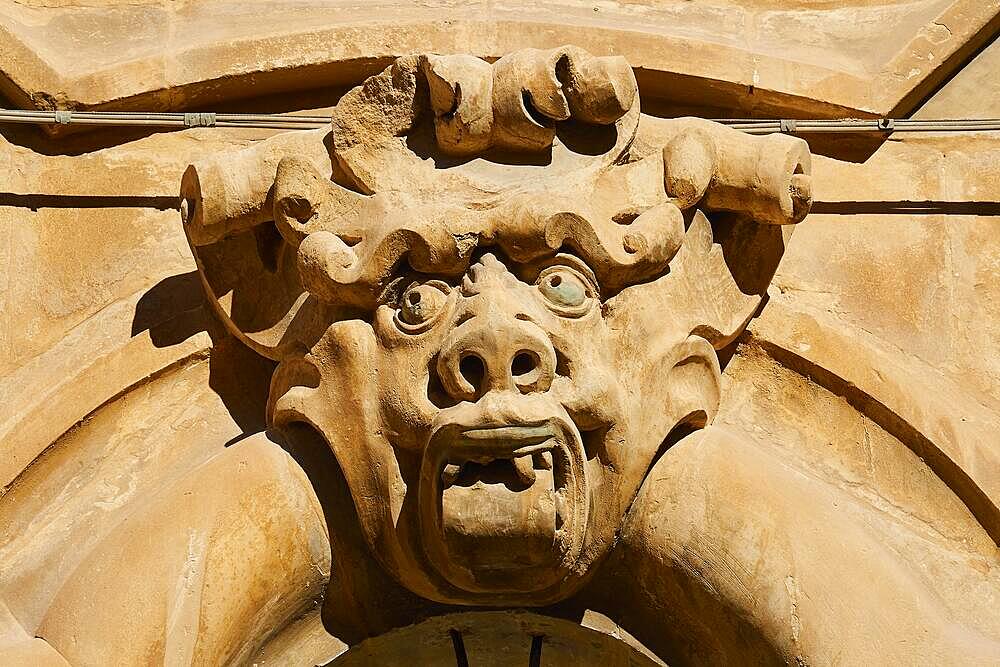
[0,108,998,135]
[184,112,217,128]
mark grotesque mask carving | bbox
[179,47,811,607]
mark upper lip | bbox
[436,422,558,488]
[451,423,557,463]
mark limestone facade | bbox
[1,3,999,665]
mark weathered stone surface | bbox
[0,1,996,119]
[0,15,998,667]
[178,49,812,611]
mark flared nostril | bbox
[436,315,556,401]
[511,348,552,394]
[511,351,540,379]
[458,353,486,396]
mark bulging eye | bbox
[536,266,595,316]
[396,281,451,331]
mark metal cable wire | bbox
[1,109,1000,134]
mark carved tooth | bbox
[514,455,536,485]
[441,463,461,486]
[534,450,553,470]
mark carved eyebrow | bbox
[374,274,412,307]
[542,252,601,291]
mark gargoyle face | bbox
[383,252,620,598]
[272,245,722,606]
[181,47,811,608]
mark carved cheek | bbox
[547,318,623,431]
[372,306,453,448]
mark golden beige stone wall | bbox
[1,3,998,665]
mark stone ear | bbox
[660,335,722,431]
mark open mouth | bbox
[419,417,587,594]
[441,424,557,492]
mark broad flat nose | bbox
[436,309,556,402]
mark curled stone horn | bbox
[180,128,331,246]
[328,47,640,194]
[178,46,812,361]
[421,46,636,156]
[657,119,812,225]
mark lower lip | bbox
[440,464,560,572]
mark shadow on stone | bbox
[131,271,211,347]
[133,270,274,437]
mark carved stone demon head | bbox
[179,48,811,606]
